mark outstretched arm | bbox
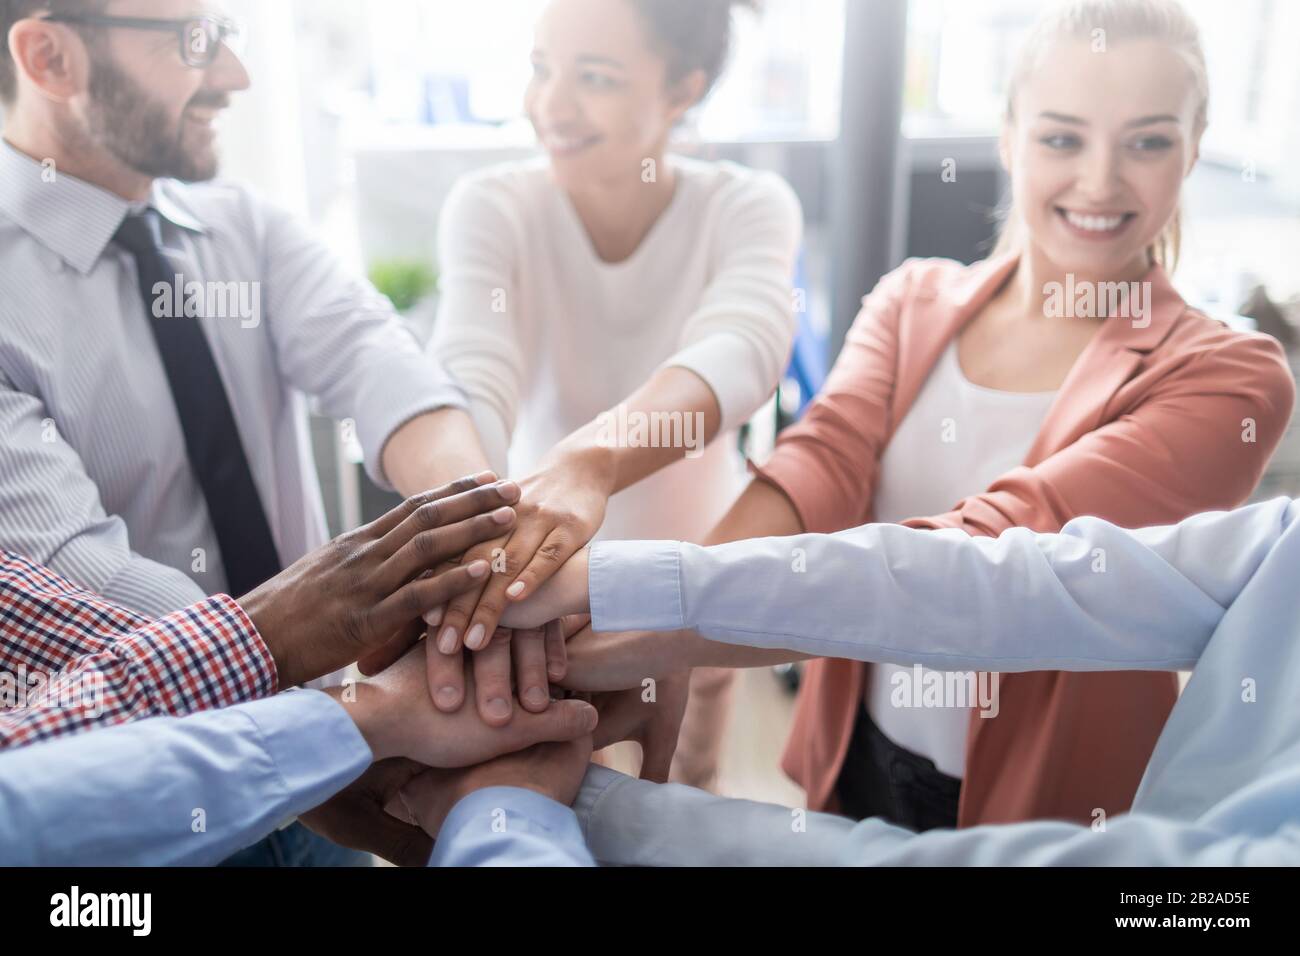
[574,765,1299,866]
[507,497,1298,680]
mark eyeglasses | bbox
[41,13,247,69]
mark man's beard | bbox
[83,52,222,183]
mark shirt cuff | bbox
[240,690,373,814]
[354,352,468,491]
[662,333,767,434]
[430,786,587,865]
[117,594,279,715]
[589,540,684,633]
[572,764,628,835]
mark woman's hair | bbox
[626,0,760,103]
[992,0,1209,271]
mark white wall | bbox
[217,0,309,217]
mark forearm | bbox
[672,477,808,668]
[508,478,808,674]
[589,505,1271,672]
[576,766,1294,865]
[576,764,862,865]
[550,366,723,497]
[383,407,493,497]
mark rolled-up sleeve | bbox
[662,171,802,432]
[257,197,467,490]
[427,176,528,476]
[750,261,913,533]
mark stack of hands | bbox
[237,472,696,866]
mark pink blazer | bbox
[754,253,1295,826]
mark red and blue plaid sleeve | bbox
[1,551,279,749]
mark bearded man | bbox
[0,1,494,865]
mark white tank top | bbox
[864,341,1057,778]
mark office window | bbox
[291,0,843,143]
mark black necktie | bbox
[113,211,281,597]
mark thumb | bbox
[506,698,598,750]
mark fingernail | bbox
[492,506,514,524]
[523,686,549,709]
[423,607,442,628]
[580,704,598,730]
[435,686,461,709]
[474,471,497,484]
[437,627,458,654]
[496,480,520,499]
[486,697,511,721]
[465,623,486,650]
[548,663,565,680]
[506,581,526,598]
[468,560,489,578]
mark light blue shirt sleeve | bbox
[574,765,1300,866]
[0,689,371,866]
[582,497,1300,866]
[430,787,594,867]
[588,497,1299,674]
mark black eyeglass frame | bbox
[40,13,246,68]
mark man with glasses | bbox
[0,1,495,865]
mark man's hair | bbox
[0,0,107,104]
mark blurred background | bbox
[216,0,1300,804]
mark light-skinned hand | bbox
[328,641,598,769]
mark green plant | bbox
[368,259,438,313]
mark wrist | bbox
[565,547,593,617]
[238,586,303,689]
[545,437,618,497]
[326,682,396,761]
[669,629,708,671]
[385,407,491,497]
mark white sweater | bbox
[430,156,803,541]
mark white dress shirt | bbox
[0,141,465,616]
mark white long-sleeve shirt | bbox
[430,156,802,541]
[0,141,465,617]
[577,498,1300,864]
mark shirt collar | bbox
[0,139,206,275]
